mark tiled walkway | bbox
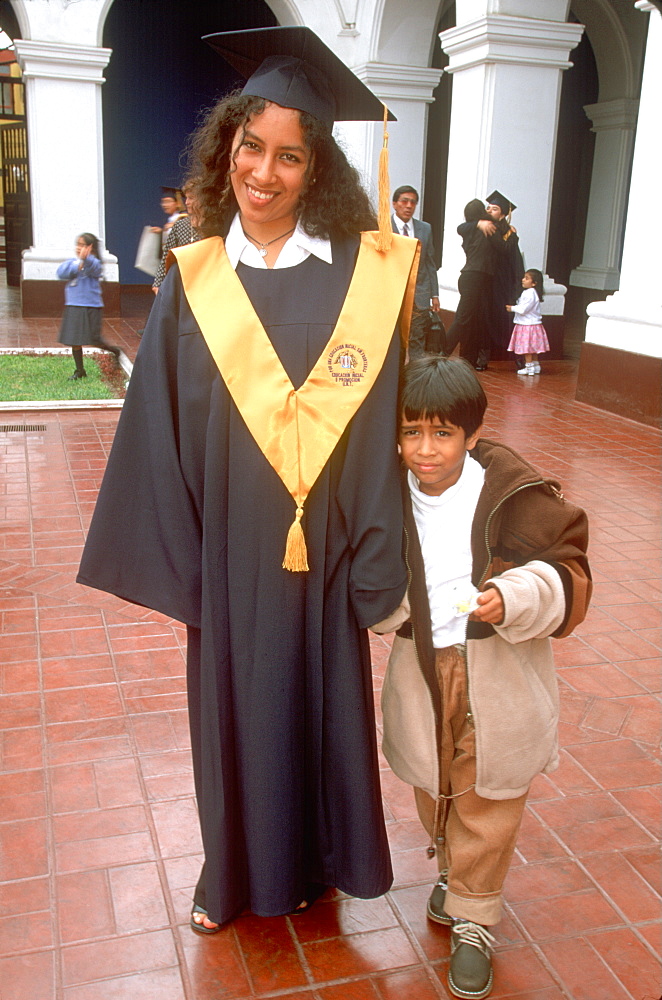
[0,302,660,999]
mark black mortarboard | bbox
[485,190,517,214]
[203,26,395,126]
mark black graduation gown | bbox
[77,236,407,925]
[490,220,524,353]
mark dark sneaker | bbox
[448,920,495,999]
[426,871,453,925]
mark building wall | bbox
[7,0,660,425]
[101,0,277,287]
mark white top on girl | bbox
[510,287,542,326]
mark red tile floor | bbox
[0,291,660,999]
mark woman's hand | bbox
[473,585,504,625]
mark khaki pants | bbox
[414,645,528,926]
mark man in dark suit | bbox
[392,186,443,357]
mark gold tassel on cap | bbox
[376,103,393,252]
[282,504,309,572]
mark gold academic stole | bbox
[170,232,419,570]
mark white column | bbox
[437,15,583,315]
[334,63,442,210]
[585,2,662,357]
[570,99,638,291]
[14,40,118,280]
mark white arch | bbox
[568,0,648,291]
[264,0,304,27]
[9,0,116,47]
[570,0,643,100]
[370,0,444,65]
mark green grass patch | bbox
[0,352,124,401]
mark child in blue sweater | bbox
[57,233,120,380]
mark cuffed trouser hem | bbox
[444,887,502,926]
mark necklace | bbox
[242,225,296,257]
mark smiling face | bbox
[230,102,311,239]
[399,415,481,497]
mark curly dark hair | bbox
[185,93,376,239]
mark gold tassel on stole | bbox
[282,505,309,572]
[376,104,393,253]
[282,395,309,571]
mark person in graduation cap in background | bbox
[457,191,524,367]
[152,179,204,293]
[485,191,524,359]
[77,26,419,932]
[444,199,510,370]
[151,185,188,249]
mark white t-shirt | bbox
[409,454,485,647]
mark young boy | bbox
[377,356,591,999]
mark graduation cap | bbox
[485,190,517,215]
[203,25,395,126]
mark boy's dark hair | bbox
[525,268,545,302]
[392,185,418,203]
[400,355,487,437]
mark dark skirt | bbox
[58,305,103,346]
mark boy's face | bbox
[399,415,481,497]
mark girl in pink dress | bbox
[506,269,549,375]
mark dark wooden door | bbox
[1,123,32,287]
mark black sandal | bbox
[190,904,221,935]
[289,882,326,915]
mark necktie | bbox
[403,223,409,236]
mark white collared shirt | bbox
[224,213,333,270]
[392,214,416,238]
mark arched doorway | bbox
[101,0,277,299]
[0,0,28,287]
[550,0,648,351]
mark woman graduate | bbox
[77,26,419,931]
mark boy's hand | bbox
[474,585,504,624]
